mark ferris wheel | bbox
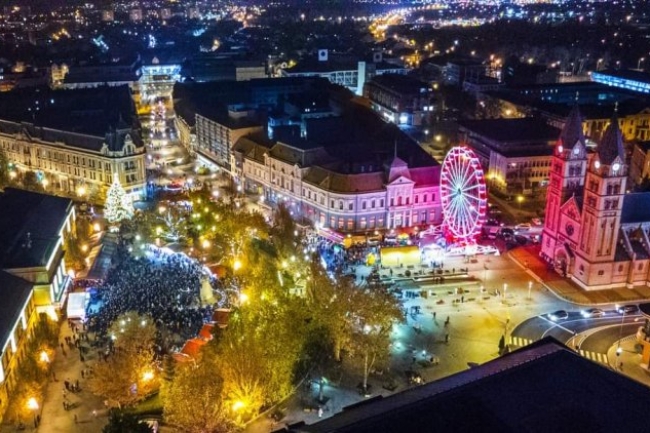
[440,146,487,243]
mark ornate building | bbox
[541,106,650,290]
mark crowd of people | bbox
[87,245,214,352]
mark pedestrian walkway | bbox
[606,336,650,387]
[509,336,534,348]
[509,246,650,305]
[36,321,107,433]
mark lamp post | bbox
[27,397,39,427]
[638,57,645,70]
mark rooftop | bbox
[0,188,73,269]
[366,74,430,95]
[593,69,650,83]
[283,338,650,433]
[622,192,650,224]
[459,118,560,143]
[0,271,33,353]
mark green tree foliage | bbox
[102,409,152,433]
[164,358,234,433]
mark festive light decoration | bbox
[105,176,134,224]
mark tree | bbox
[0,146,9,189]
[349,289,403,392]
[105,176,134,224]
[103,409,152,433]
[164,359,234,433]
[88,313,159,408]
[22,171,43,192]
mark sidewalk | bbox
[36,322,108,433]
[606,336,650,387]
[509,246,650,305]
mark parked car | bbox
[616,305,639,315]
[581,308,605,318]
[548,310,569,321]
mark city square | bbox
[1,1,650,432]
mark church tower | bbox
[541,105,588,263]
[573,113,627,288]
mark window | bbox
[362,202,367,210]
[415,195,419,204]
[423,194,427,203]
[390,198,394,206]
[598,270,604,276]
[618,265,624,272]
[371,200,375,208]
[348,203,353,211]
[380,199,384,207]
[639,263,644,271]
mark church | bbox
[541,105,650,290]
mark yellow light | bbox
[239,293,249,304]
[158,205,167,214]
[27,398,38,411]
[39,351,50,363]
[41,178,49,188]
[156,227,163,236]
[77,186,86,197]
[81,244,88,253]
[142,371,154,382]
[202,239,210,249]
[93,223,101,232]
[232,400,245,411]
[234,259,242,271]
[9,171,17,179]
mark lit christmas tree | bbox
[105,176,134,224]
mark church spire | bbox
[558,104,585,150]
[597,111,625,166]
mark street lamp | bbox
[27,397,38,426]
[517,195,524,209]
[639,57,646,70]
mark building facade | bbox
[541,106,650,290]
[0,122,146,201]
[0,189,76,422]
[232,138,442,233]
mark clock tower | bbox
[541,105,588,266]
[573,113,627,288]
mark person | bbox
[432,311,437,320]
[74,414,78,424]
[445,333,450,344]
[444,316,450,326]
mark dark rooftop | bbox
[366,74,430,95]
[622,192,650,224]
[283,338,650,433]
[459,118,560,143]
[0,188,73,269]
[0,271,33,351]
[0,85,141,150]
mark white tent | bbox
[67,292,88,320]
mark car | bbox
[581,308,605,318]
[515,223,532,233]
[616,304,639,315]
[531,218,543,226]
[548,310,569,321]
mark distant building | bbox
[101,10,114,22]
[181,56,267,82]
[281,338,650,433]
[129,8,143,22]
[363,74,436,126]
[62,58,142,90]
[0,188,76,423]
[592,69,650,95]
[0,86,146,201]
[445,59,485,86]
[173,77,332,168]
[458,118,560,195]
[282,51,406,95]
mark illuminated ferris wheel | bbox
[440,146,487,243]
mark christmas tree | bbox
[105,176,134,224]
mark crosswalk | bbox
[579,350,608,365]
[509,336,609,365]
[509,336,534,347]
